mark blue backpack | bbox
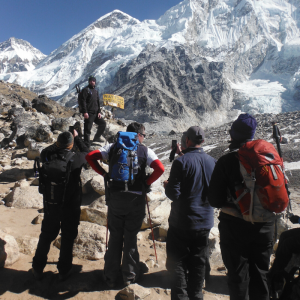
[108,132,139,191]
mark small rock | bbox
[145,258,155,268]
[32,214,44,224]
[118,284,151,300]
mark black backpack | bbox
[34,151,75,206]
[75,84,91,114]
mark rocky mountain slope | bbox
[1,0,300,131]
[0,38,46,74]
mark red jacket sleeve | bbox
[85,150,107,176]
[147,159,164,185]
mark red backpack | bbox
[233,139,289,223]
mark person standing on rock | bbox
[31,129,89,281]
[164,126,216,300]
[80,76,106,147]
[85,122,164,287]
[208,114,274,300]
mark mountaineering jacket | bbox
[165,147,216,231]
[40,136,89,202]
[80,84,101,115]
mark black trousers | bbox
[83,112,106,146]
[32,200,81,275]
[271,227,300,273]
[166,225,210,300]
[104,191,145,283]
[219,214,274,300]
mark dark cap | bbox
[186,126,205,144]
[56,131,74,149]
[88,76,96,83]
[230,113,257,141]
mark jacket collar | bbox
[228,139,253,152]
[182,147,203,154]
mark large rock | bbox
[103,122,126,143]
[0,168,33,182]
[80,206,107,226]
[51,117,74,132]
[142,199,171,229]
[5,186,43,209]
[32,96,57,114]
[16,236,39,255]
[118,284,151,300]
[25,124,52,142]
[54,222,107,260]
[81,168,97,194]
[146,186,166,202]
[90,175,105,195]
[0,230,20,267]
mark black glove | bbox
[289,215,300,224]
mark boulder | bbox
[0,230,20,267]
[54,222,107,260]
[5,186,43,209]
[103,122,126,142]
[0,168,33,182]
[80,206,107,226]
[8,107,25,118]
[158,221,169,238]
[90,175,105,195]
[146,186,166,202]
[25,125,52,142]
[32,97,57,114]
[118,284,151,300]
[14,179,30,188]
[89,196,106,208]
[52,118,74,132]
[16,236,39,255]
[27,143,45,160]
[0,133,5,142]
[81,168,97,194]
[142,199,171,229]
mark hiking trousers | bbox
[83,113,106,146]
[32,200,81,275]
[104,191,145,283]
[166,225,210,300]
[218,213,274,300]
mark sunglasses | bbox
[139,132,146,138]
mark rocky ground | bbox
[0,82,300,299]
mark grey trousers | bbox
[104,191,145,283]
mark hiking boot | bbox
[30,268,43,280]
[139,261,149,274]
[59,268,73,281]
[102,272,116,288]
[93,136,105,143]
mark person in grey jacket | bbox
[164,126,216,300]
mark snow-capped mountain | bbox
[0,37,46,74]
[1,0,300,130]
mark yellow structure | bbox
[103,94,124,109]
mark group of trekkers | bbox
[29,75,300,300]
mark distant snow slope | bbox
[1,0,300,128]
[0,37,46,74]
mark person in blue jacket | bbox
[164,126,216,300]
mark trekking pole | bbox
[106,218,108,252]
[272,122,292,214]
[146,195,158,263]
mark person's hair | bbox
[126,122,145,134]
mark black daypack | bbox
[75,84,91,114]
[34,152,75,205]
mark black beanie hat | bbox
[88,76,96,83]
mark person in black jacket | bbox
[164,126,216,300]
[208,114,274,300]
[80,76,106,147]
[31,130,89,281]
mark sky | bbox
[0,0,182,55]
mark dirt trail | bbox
[0,205,229,300]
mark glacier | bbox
[1,0,300,129]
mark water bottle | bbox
[133,153,138,175]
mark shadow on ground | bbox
[205,274,229,295]
[0,266,174,299]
